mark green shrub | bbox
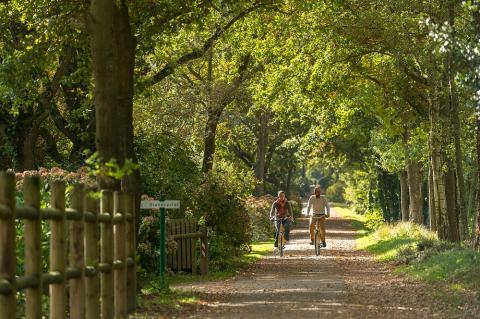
[192,161,255,247]
[244,195,275,242]
[287,194,303,218]
[295,176,311,197]
[370,222,436,242]
[137,212,161,281]
[359,218,480,299]
[364,209,384,230]
[136,131,202,213]
[404,249,480,290]
[189,161,256,271]
[342,170,376,215]
[359,222,438,261]
[396,238,458,265]
[207,234,244,271]
[326,182,346,203]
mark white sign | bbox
[140,200,180,209]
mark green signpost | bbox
[159,196,166,288]
[140,198,180,289]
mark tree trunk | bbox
[254,112,268,196]
[285,163,294,199]
[429,85,451,240]
[20,111,49,170]
[466,171,477,236]
[472,0,480,249]
[407,161,424,224]
[451,91,467,240]
[202,109,221,173]
[378,172,388,221]
[89,2,142,276]
[428,163,437,231]
[400,170,409,221]
[445,165,460,242]
[21,129,38,170]
[89,0,122,189]
[201,51,250,173]
[447,0,468,241]
[88,0,138,191]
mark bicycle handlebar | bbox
[271,216,293,221]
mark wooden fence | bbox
[0,172,136,318]
[167,219,208,275]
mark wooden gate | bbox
[167,218,208,275]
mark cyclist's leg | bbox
[274,219,281,247]
[309,216,314,242]
[284,219,291,241]
[315,218,321,240]
[319,216,326,242]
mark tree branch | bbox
[40,127,64,164]
[229,141,255,167]
[144,3,262,88]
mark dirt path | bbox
[138,209,479,318]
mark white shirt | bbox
[306,195,330,216]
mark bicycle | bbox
[273,217,289,257]
[311,215,325,256]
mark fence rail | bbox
[0,171,136,318]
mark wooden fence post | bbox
[49,180,66,319]
[101,190,114,319]
[24,176,42,319]
[200,226,208,275]
[85,189,100,319]
[191,220,196,275]
[125,193,136,313]
[0,172,16,318]
[69,183,86,318]
[114,191,127,318]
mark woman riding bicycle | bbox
[269,190,294,248]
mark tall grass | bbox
[358,222,436,261]
[353,218,480,295]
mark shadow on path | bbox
[137,208,479,318]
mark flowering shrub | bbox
[13,166,95,191]
[244,195,275,242]
[136,207,180,280]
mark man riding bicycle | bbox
[269,190,294,248]
[306,186,330,247]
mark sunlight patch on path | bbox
[167,206,467,319]
[172,207,350,318]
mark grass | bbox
[243,241,276,260]
[333,205,368,236]
[329,202,350,208]
[138,287,200,309]
[167,240,274,286]
[336,205,480,303]
[400,249,480,291]
[356,222,436,261]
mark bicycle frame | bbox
[274,217,289,257]
[311,216,324,256]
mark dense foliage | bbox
[3,0,480,280]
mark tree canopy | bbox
[2,0,480,245]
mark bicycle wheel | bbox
[316,239,322,256]
[279,231,284,257]
[314,229,320,256]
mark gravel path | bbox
[136,208,480,318]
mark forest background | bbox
[2,0,480,279]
